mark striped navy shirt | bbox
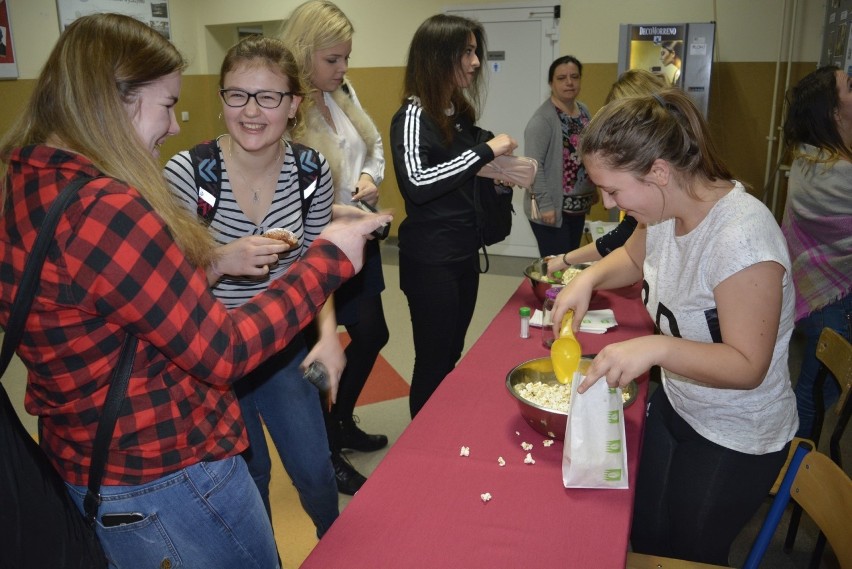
[165,140,335,308]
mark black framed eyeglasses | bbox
[219,88,294,109]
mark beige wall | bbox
[5,0,824,77]
[0,0,828,232]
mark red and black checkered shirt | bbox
[0,145,354,486]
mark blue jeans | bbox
[67,456,279,569]
[794,294,852,438]
[236,334,338,537]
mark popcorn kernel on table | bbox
[497,457,506,467]
[459,445,470,457]
[521,442,533,451]
[543,439,555,447]
[524,453,536,465]
[481,492,492,503]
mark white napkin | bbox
[530,309,617,334]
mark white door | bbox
[446,2,559,258]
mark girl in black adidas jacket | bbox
[390,14,517,418]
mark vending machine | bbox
[617,22,716,117]
[820,0,852,70]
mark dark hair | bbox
[581,89,735,197]
[783,65,852,162]
[548,55,582,83]
[402,14,486,143]
[661,40,683,59]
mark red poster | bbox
[0,0,17,78]
[0,0,13,64]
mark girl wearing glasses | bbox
[165,36,341,538]
[281,0,389,495]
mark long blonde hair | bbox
[605,69,668,104]
[279,0,353,84]
[279,0,353,130]
[0,13,215,267]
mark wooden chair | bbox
[790,450,852,568]
[627,447,852,569]
[812,327,852,468]
[625,553,726,568]
[783,327,852,566]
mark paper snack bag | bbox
[562,372,629,489]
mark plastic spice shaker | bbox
[519,306,531,339]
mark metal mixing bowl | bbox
[506,357,637,440]
[523,258,590,304]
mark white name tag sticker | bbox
[198,187,216,207]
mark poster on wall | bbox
[0,0,18,79]
[56,0,171,38]
[628,24,685,87]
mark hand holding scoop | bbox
[551,310,582,384]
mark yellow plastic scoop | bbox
[551,310,582,384]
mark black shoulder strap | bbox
[0,175,138,523]
[290,142,321,219]
[189,140,222,225]
[191,140,320,222]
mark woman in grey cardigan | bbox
[523,55,596,257]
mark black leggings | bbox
[631,388,788,565]
[333,292,389,421]
[400,255,479,418]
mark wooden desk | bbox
[302,281,655,568]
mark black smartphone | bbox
[352,199,389,240]
[101,512,145,527]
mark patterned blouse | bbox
[556,104,594,213]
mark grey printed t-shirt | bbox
[643,182,798,454]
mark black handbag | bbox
[472,128,515,273]
[0,176,138,569]
[473,176,514,273]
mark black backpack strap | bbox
[289,142,320,219]
[83,333,137,523]
[189,140,222,224]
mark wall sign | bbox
[55,0,171,38]
[0,0,17,79]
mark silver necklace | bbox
[227,136,283,203]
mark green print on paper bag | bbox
[604,469,623,482]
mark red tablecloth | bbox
[302,281,655,569]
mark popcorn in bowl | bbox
[506,357,638,441]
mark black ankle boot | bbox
[338,416,388,452]
[331,452,367,495]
